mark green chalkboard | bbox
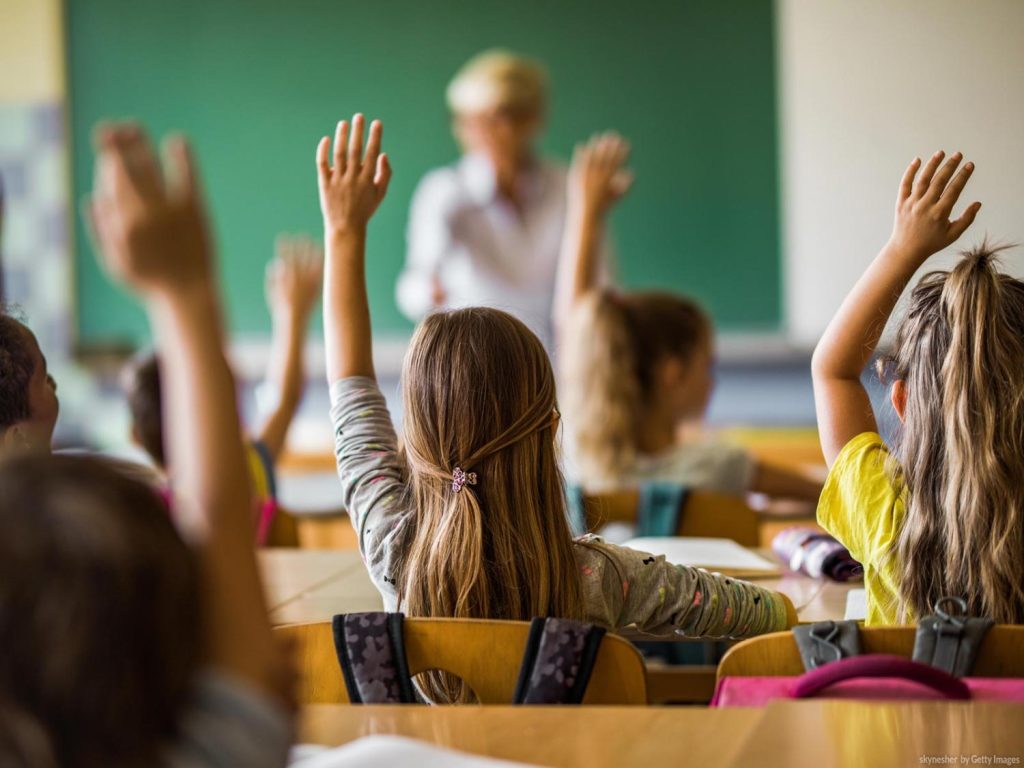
[67,0,780,346]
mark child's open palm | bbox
[87,124,211,297]
[266,235,323,320]
[316,114,392,235]
[569,132,633,218]
[890,151,982,261]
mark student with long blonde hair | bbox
[557,135,822,504]
[320,115,796,701]
[812,150,1024,624]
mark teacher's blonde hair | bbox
[446,49,547,117]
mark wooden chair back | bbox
[717,626,1024,682]
[277,617,648,705]
[264,507,300,547]
[292,513,359,549]
[581,488,761,547]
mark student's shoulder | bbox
[572,533,650,579]
[829,432,893,484]
[818,432,900,555]
[167,671,291,768]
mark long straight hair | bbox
[883,245,1024,622]
[397,308,583,701]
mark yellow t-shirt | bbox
[816,432,907,625]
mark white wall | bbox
[778,0,1024,347]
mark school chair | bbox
[574,486,761,547]
[264,507,300,547]
[645,664,719,704]
[276,616,648,705]
[292,512,359,550]
[716,626,1024,682]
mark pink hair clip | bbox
[451,466,478,493]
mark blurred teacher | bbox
[396,50,605,349]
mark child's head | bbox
[0,314,58,455]
[447,49,547,171]
[882,246,1024,622]
[0,453,201,765]
[561,289,712,486]
[122,352,166,468]
[398,307,582,698]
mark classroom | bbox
[1,0,1023,765]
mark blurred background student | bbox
[396,49,611,350]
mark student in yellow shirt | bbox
[812,150,1024,625]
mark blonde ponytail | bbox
[886,244,1024,622]
[561,289,710,488]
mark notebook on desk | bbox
[844,588,867,621]
[623,537,783,579]
[290,735,537,767]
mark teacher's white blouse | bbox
[397,153,605,350]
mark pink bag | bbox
[712,655,1024,706]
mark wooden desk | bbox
[262,550,857,627]
[298,701,1024,767]
[259,549,369,613]
[299,704,761,767]
[732,700,1024,768]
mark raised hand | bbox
[568,131,633,219]
[87,123,211,298]
[889,151,982,262]
[266,235,323,322]
[316,114,392,236]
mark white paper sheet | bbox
[290,735,539,768]
[844,588,867,621]
[622,537,778,572]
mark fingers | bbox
[316,135,331,178]
[332,120,349,173]
[375,153,392,198]
[912,150,945,198]
[897,157,920,203]
[347,113,365,174]
[925,152,963,202]
[122,126,164,200]
[611,169,635,198]
[937,160,975,214]
[163,135,201,203]
[93,124,144,207]
[947,200,982,242]
[80,195,110,254]
[361,119,383,180]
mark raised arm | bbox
[811,151,981,466]
[87,124,281,699]
[553,132,632,335]
[255,235,323,460]
[318,114,392,383]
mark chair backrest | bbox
[292,513,359,549]
[277,616,648,705]
[717,626,1024,681]
[264,507,300,547]
[581,488,760,547]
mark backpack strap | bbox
[332,612,417,704]
[637,482,687,537]
[793,620,862,670]
[512,617,607,704]
[912,596,995,677]
[565,484,589,537]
